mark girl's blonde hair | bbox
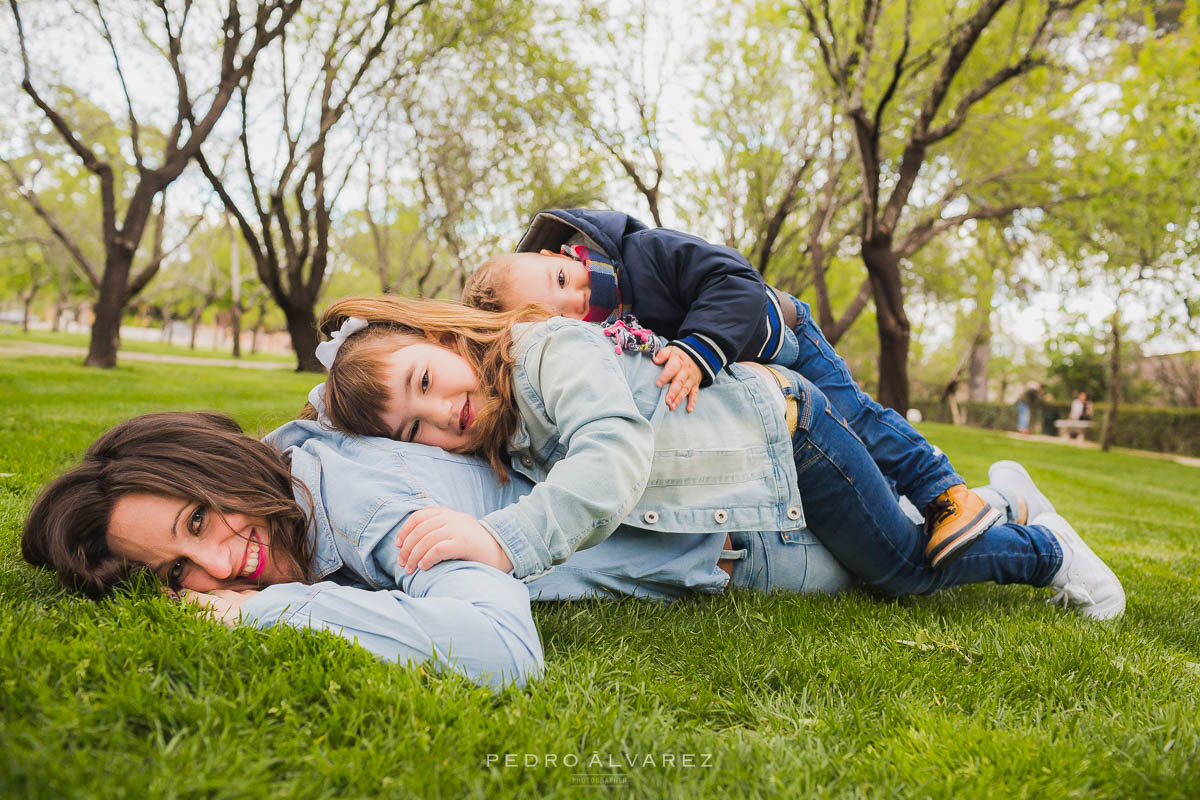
[461,255,517,312]
[318,296,547,480]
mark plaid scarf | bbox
[561,244,624,323]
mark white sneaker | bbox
[988,460,1056,524]
[1035,512,1125,620]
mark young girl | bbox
[313,295,1124,619]
[460,208,1002,570]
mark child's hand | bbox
[179,588,259,627]
[396,506,514,574]
[653,346,702,412]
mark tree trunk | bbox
[968,328,990,402]
[284,306,323,372]
[51,301,62,332]
[85,254,130,367]
[250,306,263,354]
[228,214,242,358]
[862,240,910,412]
[231,305,242,358]
[1100,308,1120,452]
[190,308,202,350]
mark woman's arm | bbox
[480,321,657,579]
[236,561,543,690]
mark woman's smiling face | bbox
[107,493,295,592]
[377,341,480,451]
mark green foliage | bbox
[1044,321,1156,404]
[1045,330,1112,401]
[1,359,1199,796]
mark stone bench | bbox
[1054,419,1094,441]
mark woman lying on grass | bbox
[23,411,545,690]
[313,296,1123,617]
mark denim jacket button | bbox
[643,510,659,524]
[713,509,729,524]
[786,506,802,520]
[520,454,534,468]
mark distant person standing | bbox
[1040,387,1058,435]
[1016,383,1044,434]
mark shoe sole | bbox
[928,504,1005,569]
[988,460,1055,521]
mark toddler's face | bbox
[378,341,480,451]
[498,250,590,319]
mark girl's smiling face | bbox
[378,341,480,451]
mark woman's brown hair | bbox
[318,296,547,481]
[22,411,315,598]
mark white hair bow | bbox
[308,381,332,427]
[307,316,367,427]
[314,316,368,370]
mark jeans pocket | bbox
[793,438,824,473]
[770,534,811,588]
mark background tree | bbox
[8,0,302,366]
[198,0,417,371]
[797,0,1093,411]
[1038,0,1200,448]
[686,0,868,342]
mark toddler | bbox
[462,208,1003,569]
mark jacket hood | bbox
[515,209,650,268]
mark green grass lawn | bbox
[1,355,1198,798]
[0,326,294,363]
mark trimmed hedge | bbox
[910,400,1200,457]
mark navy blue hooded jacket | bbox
[515,209,789,386]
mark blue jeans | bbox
[725,529,857,594]
[1017,402,1031,432]
[776,295,962,512]
[780,368,1062,596]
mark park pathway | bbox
[0,339,294,370]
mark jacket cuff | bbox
[239,582,320,627]
[479,511,554,579]
[669,335,726,387]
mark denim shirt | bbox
[239,421,545,690]
[482,317,806,579]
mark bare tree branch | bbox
[898,202,1029,258]
[871,0,910,139]
[93,0,144,171]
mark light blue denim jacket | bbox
[481,317,807,579]
[239,421,545,690]
[234,422,853,688]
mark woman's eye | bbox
[420,370,430,392]
[168,559,187,587]
[557,269,566,289]
[409,420,420,442]
[188,507,206,535]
